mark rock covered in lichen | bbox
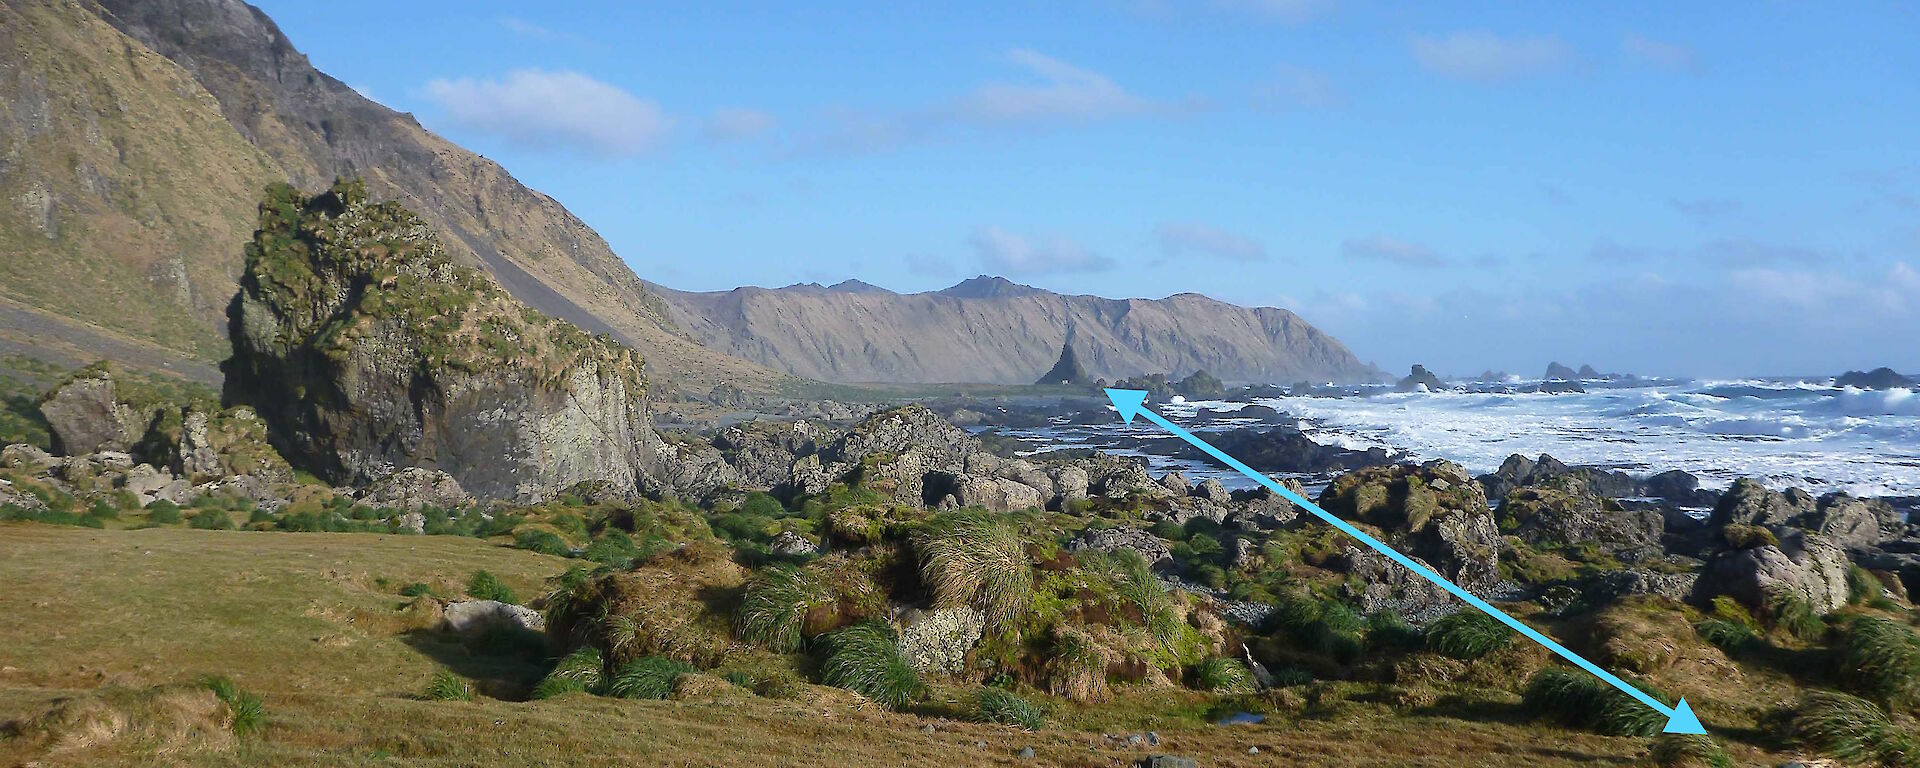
[222,180,671,502]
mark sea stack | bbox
[1036,326,1094,386]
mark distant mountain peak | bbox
[936,275,1043,299]
[827,279,892,294]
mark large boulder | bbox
[1319,461,1503,593]
[1068,526,1174,569]
[894,605,985,676]
[1476,452,1637,502]
[1341,547,1455,623]
[1702,530,1850,614]
[1709,478,1815,528]
[38,368,153,457]
[440,599,546,635]
[824,405,974,471]
[223,181,671,503]
[175,408,292,485]
[1497,480,1662,561]
[363,467,469,510]
[713,420,824,491]
[1800,493,1904,551]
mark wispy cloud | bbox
[704,108,776,142]
[498,17,599,49]
[1587,236,1831,266]
[1669,198,1740,225]
[1411,32,1574,82]
[423,69,668,156]
[1209,0,1332,23]
[797,49,1182,155]
[1341,235,1446,268]
[1622,33,1701,73]
[1155,222,1269,262]
[968,226,1114,275]
[1256,64,1343,109]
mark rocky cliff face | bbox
[651,276,1376,385]
[223,180,666,502]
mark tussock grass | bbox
[737,564,833,652]
[1521,667,1668,737]
[975,687,1045,730]
[1763,586,1826,643]
[466,570,517,604]
[1102,549,1180,647]
[1834,615,1920,710]
[1693,619,1760,655]
[1648,733,1732,768]
[198,676,263,736]
[1790,691,1920,767]
[1425,610,1511,660]
[606,656,696,700]
[532,646,605,699]
[1193,657,1256,694]
[816,622,925,710]
[914,512,1034,632]
[424,669,474,702]
[1044,625,1112,703]
[514,529,570,557]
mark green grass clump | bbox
[1098,549,1180,647]
[817,622,925,710]
[1763,586,1826,643]
[606,656,696,700]
[466,570,517,603]
[146,500,183,524]
[1790,691,1920,767]
[1424,610,1512,660]
[425,669,475,701]
[1521,667,1669,737]
[1648,733,1732,768]
[1693,619,1760,654]
[532,646,605,699]
[1720,523,1777,550]
[514,529,571,557]
[737,564,832,653]
[582,530,639,566]
[199,676,264,736]
[1835,615,1920,710]
[974,687,1044,730]
[1193,657,1256,694]
[0,503,106,528]
[914,512,1034,632]
[189,509,232,530]
[398,582,435,598]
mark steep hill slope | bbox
[1,0,789,394]
[652,276,1376,385]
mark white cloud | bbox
[1341,235,1446,267]
[953,49,1152,123]
[423,69,668,156]
[704,108,776,142]
[1411,32,1573,82]
[1258,64,1342,109]
[968,226,1114,275]
[1622,33,1700,73]
[1155,222,1268,262]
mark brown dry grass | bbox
[0,523,1800,767]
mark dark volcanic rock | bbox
[1068,526,1174,569]
[223,181,670,502]
[1835,367,1911,390]
[1179,426,1394,475]
[1476,453,1636,502]
[1802,493,1905,551]
[1395,364,1444,392]
[1544,362,1579,380]
[1035,333,1094,387]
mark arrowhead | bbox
[1104,388,1149,424]
[1662,699,1706,734]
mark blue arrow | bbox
[1103,388,1707,735]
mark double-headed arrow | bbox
[1103,388,1706,735]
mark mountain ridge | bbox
[648,276,1376,385]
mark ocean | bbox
[1000,380,1920,500]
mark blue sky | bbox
[254,1,1918,378]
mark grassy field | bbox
[0,523,1798,767]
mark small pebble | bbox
[975,741,987,749]
[1147,732,1161,746]
[1248,746,1260,754]
[1019,746,1036,759]
[921,724,937,734]
[1127,734,1143,745]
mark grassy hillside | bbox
[0,0,283,360]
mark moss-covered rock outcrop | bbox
[223,180,668,501]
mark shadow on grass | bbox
[402,625,553,702]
